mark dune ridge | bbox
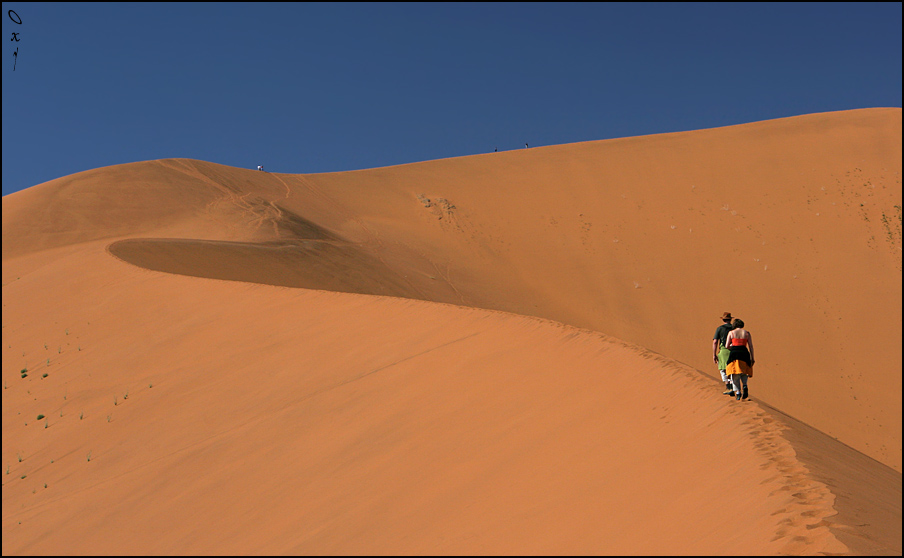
[3,108,901,554]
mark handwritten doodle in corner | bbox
[9,9,21,71]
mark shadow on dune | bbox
[106,194,431,297]
[108,238,418,297]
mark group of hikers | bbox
[712,312,754,401]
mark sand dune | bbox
[2,108,901,554]
[0,243,851,554]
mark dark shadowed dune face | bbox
[108,238,418,297]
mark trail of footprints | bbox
[739,410,844,553]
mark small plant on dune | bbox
[46,359,50,366]
[5,465,9,475]
[123,391,129,400]
[79,412,83,420]
[42,373,48,379]
[36,414,45,420]
[44,418,48,429]
[86,451,92,462]
[17,453,23,462]
[114,396,118,406]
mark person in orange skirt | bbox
[725,318,754,401]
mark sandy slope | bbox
[2,243,848,554]
[2,108,901,554]
[287,108,903,473]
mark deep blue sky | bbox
[2,2,901,196]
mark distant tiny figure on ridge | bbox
[257,165,263,171]
[713,312,735,396]
[525,143,529,148]
[725,318,754,401]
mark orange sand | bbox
[3,108,901,554]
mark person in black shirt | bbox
[712,312,735,395]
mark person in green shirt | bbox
[712,312,735,395]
